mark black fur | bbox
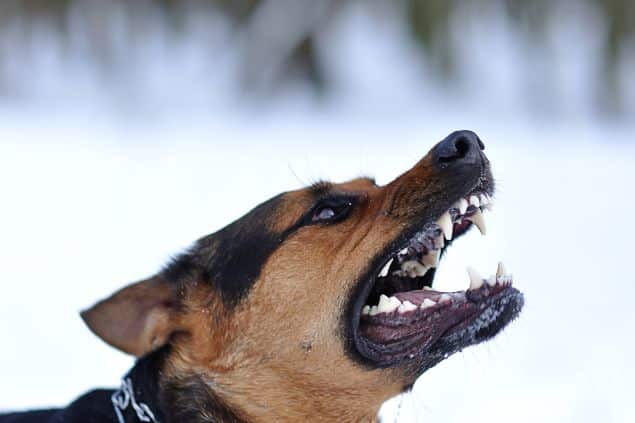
[307,180,333,197]
[199,194,285,307]
[161,194,286,308]
[0,347,250,423]
[161,375,248,423]
[163,188,357,308]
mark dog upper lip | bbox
[348,176,520,368]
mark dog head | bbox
[82,130,523,421]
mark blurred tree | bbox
[0,0,633,115]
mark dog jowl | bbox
[0,130,523,423]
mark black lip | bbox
[414,286,524,374]
[344,184,497,368]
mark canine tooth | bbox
[437,212,453,240]
[398,301,417,313]
[421,298,436,309]
[379,259,393,277]
[480,193,489,206]
[467,266,484,290]
[362,305,371,315]
[496,262,506,279]
[466,208,487,235]
[402,260,429,277]
[421,249,440,268]
[469,195,480,208]
[457,198,468,215]
[399,247,409,256]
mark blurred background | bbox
[0,1,634,422]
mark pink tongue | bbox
[393,289,454,305]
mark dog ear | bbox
[81,275,181,357]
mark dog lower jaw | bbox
[356,285,523,369]
[350,189,524,371]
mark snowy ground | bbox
[0,112,633,422]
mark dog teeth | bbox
[456,198,468,214]
[362,305,371,315]
[377,295,401,314]
[496,262,506,279]
[437,212,453,240]
[486,275,497,287]
[369,305,380,316]
[498,275,511,285]
[398,301,417,313]
[420,298,436,309]
[467,266,484,290]
[401,260,429,277]
[479,193,489,206]
[469,195,480,208]
[377,294,390,311]
[466,208,487,235]
[496,265,513,285]
[379,258,393,278]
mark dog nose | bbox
[434,130,485,168]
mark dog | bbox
[0,130,523,423]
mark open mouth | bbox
[352,191,524,368]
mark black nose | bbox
[434,130,485,168]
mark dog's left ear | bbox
[81,275,182,357]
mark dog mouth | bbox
[352,192,524,368]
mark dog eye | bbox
[314,207,336,221]
[311,199,354,223]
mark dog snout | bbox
[433,130,485,169]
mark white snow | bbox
[0,117,633,423]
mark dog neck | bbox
[125,347,247,423]
[206,368,385,422]
[143,347,384,422]
[111,351,165,423]
[158,355,387,422]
